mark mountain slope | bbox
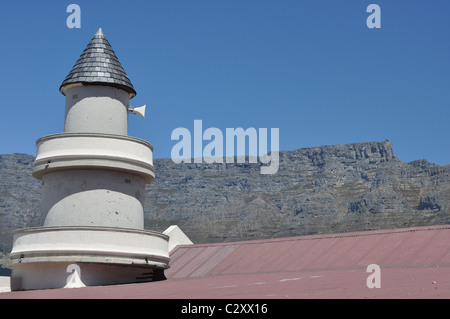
[0,141,449,258]
[145,140,450,243]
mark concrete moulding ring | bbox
[32,133,155,183]
[33,156,155,183]
[9,226,170,269]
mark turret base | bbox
[8,226,170,291]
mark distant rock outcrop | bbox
[1,141,449,260]
[0,154,41,255]
[145,140,449,243]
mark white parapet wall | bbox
[163,225,194,253]
[0,277,10,293]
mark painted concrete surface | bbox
[0,277,10,293]
[8,226,170,291]
[64,86,130,135]
[33,133,155,182]
[41,170,146,229]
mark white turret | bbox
[60,28,136,136]
[8,29,169,291]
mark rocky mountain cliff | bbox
[1,141,449,260]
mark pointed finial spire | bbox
[60,28,136,98]
[95,27,104,36]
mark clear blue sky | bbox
[0,0,449,165]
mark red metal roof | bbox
[167,225,450,278]
[1,225,450,299]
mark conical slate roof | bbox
[60,28,136,98]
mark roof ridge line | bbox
[173,225,450,250]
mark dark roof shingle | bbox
[60,28,136,98]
